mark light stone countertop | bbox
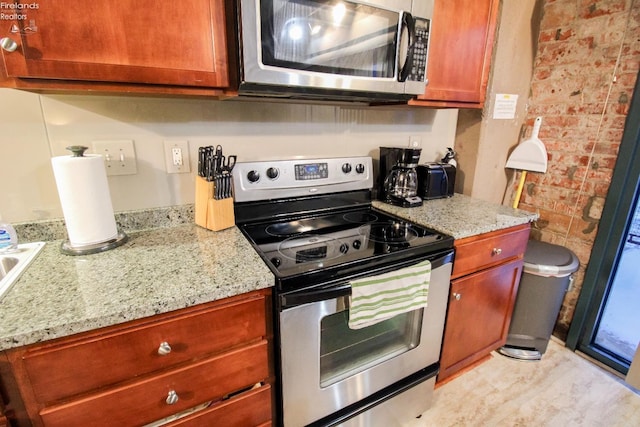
[0,224,273,351]
[0,195,537,352]
[373,193,539,239]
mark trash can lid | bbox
[523,240,580,277]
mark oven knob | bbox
[247,170,260,183]
[266,167,279,179]
[270,257,282,267]
[341,163,352,174]
[352,240,362,250]
[339,243,349,254]
[355,163,365,174]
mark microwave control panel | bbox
[407,18,430,83]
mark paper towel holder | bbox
[61,231,129,256]
[58,145,129,256]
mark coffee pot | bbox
[379,147,423,207]
[384,165,418,199]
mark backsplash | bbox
[14,205,194,243]
[0,89,458,224]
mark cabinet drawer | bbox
[22,293,267,403]
[452,225,530,279]
[167,385,272,427]
[39,340,269,427]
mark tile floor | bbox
[408,339,640,426]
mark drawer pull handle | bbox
[492,248,502,256]
[453,292,462,301]
[158,342,172,355]
[166,390,179,405]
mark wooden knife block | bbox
[194,176,235,231]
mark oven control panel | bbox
[233,156,373,202]
[295,163,329,180]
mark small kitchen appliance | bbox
[417,162,456,200]
[233,156,453,426]
[379,147,423,207]
[232,0,432,103]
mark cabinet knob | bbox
[166,390,179,405]
[0,37,18,53]
[157,341,172,355]
[492,248,502,256]
[453,292,462,301]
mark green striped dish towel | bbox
[348,260,431,329]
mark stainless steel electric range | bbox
[233,156,454,427]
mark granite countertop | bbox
[373,193,539,239]
[0,195,537,352]
[0,224,273,351]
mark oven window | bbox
[319,307,423,388]
[261,0,399,77]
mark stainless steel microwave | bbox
[234,0,433,103]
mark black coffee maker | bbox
[379,147,423,207]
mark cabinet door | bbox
[439,257,523,382]
[0,0,229,88]
[412,0,499,107]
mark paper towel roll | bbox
[51,154,119,247]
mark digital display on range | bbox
[295,163,328,180]
[296,246,327,263]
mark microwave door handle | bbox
[398,11,416,82]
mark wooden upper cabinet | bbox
[411,0,499,108]
[0,0,230,91]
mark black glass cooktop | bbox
[239,207,453,282]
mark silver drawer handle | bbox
[157,341,172,355]
[453,292,462,301]
[492,248,502,256]
[166,390,179,405]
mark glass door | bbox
[319,304,422,387]
[567,70,640,376]
[592,199,640,364]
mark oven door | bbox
[279,251,452,427]
[239,0,432,98]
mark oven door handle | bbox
[280,250,454,309]
[280,283,351,308]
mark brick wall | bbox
[517,0,639,338]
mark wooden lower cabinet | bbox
[166,385,272,427]
[438,225,529,383]
[439,258,523,381]
[0,289,273,427]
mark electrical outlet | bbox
[92,140,137,176]
[409,136,422,148]
[164,140,191,174]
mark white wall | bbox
[455,0,539,205]
[0,89,458,223]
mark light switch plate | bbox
[164,140,191,174]
[92,140,137,176]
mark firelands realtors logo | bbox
[1,2,39,20]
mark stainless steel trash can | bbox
[498,240,579,360]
